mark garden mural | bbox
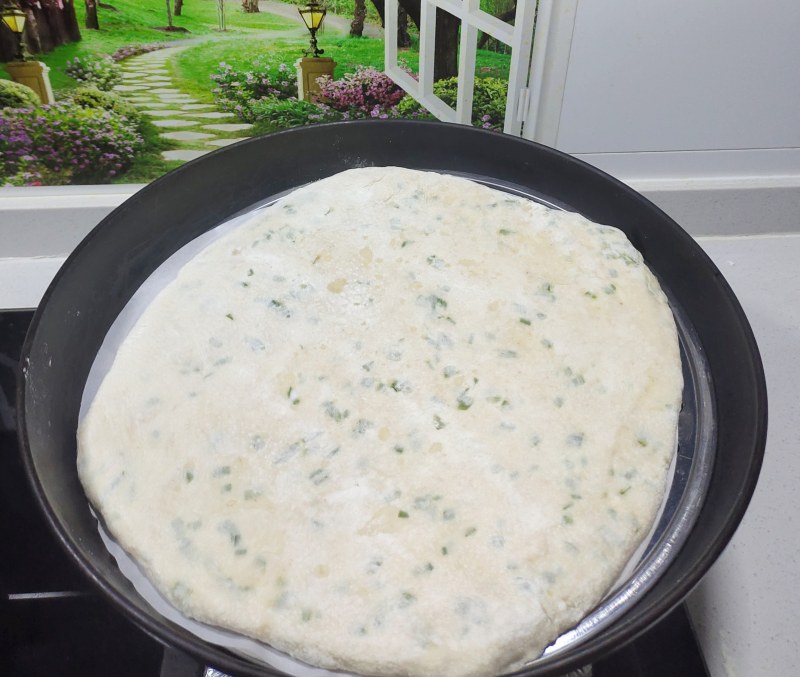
[1,0,512,187]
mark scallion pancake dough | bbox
[78,167,682,677]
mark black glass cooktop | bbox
[1,309,709,677]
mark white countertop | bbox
[685,233,800,677]
[1,232,797,676]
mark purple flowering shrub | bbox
[0,118,41,186]
[316,66,406,118]
[111,44,165,62]
[211,61,297,122]
[1,103,143,186]
[65,54,123,92]
[210,62,410,127]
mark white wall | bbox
[553,0,800,181]
[2,0,799,261]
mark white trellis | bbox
[385,0,578,141]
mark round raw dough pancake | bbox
[78,167,682,677]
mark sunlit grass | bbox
[172,33,508,103]
[3,0,510,184]
[5,0,297,90]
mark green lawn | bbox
[3,0,510,185]
[173,35,396,97]
[4,0,298,90]
[172,34,510,102]
[9,0,509,94]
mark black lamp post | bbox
[298,1,326,58]
[1,3,27,61]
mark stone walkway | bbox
[114,45,254,163]
[111,7,382,164]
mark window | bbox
[384,0,578,139]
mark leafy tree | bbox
[242,0,259,12]
[174,0,184,17]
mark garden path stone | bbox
[142,109,186,116]
[162,149,211,161]
[206,138,249,147]
[160,131,216,141]
[189,112,235,119]
[116,41,261,168]
[152,119,199,128]
[202,123,254,132]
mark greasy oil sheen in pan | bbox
[219,172,717,665]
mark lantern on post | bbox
[3,2,55,104]
[298,1,326,58]
[295,0,335,103]
[1,2,27,61]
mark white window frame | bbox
[518,0,577,143]
[384,0,578,140]
[385,0,540,135]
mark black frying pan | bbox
[17,120,766,676]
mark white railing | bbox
[384,0,577,138]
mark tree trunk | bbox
[63,0,82,42]
[44,3,67,48]
[174,0,183,16]
[13,0,80,54]
[22,8,43,55]
[85,0,100,29]
[350,0,366,37]
[397,5,410,48]
[241,0,260,13]
[165,0,173,28]
[432,8,458,80]
[369,0,385,26]
[28,4,55,53]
